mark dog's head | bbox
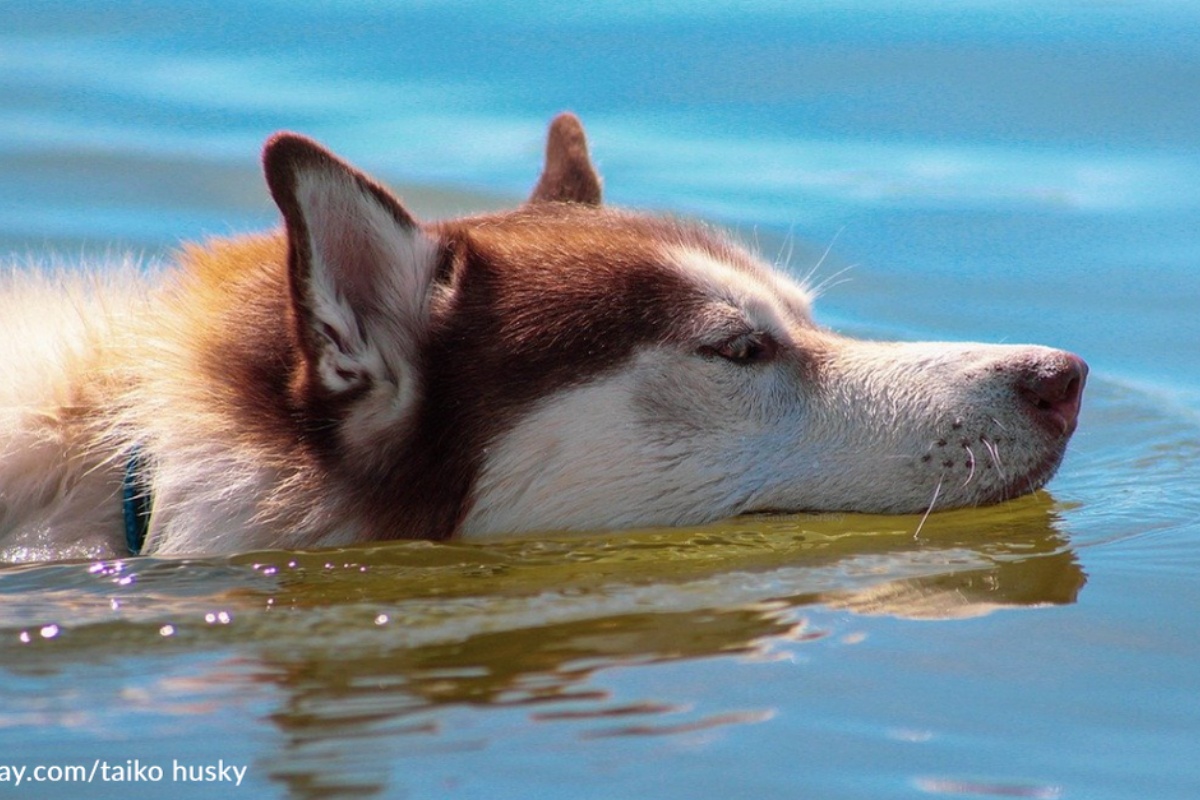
[262,113,1086,540]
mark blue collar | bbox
[122,447,152,556]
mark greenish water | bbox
[2,2,1199,798]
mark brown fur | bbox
[139,134,753,542]
[161,207,747,541]
[529,112,603,206]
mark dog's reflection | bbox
[248,494,1083,798]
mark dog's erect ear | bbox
[263,133,438,398]
[529,112,603,206]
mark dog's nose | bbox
[1015,352,1088,436]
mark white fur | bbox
[464,366,751,536]
[664,243,815,330]
[294,168,440,462]
[0,264,149,559]
[462,245,1071,540]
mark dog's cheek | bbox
[629,352,795,452]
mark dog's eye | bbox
[699,331,777,365]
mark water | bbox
[2,2,1199,798]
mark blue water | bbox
[2,2,1200,799]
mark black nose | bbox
[1015,352,1088,436]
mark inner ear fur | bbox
[529,112,603,206]
[262,132,439,400]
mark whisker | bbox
[806,273,854,302]
[913,476,944,540]
[800,226,847,291]
[808,264,857,299]
[962,444,977,487]
[808,225,843,274]
[981,437,1006,480]
[776,223,798,271]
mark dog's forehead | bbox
[447,204,713,262]
[442,204,812,332]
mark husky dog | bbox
[0,114,1086,559]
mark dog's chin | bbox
[745,445,1069,519]
[979,449,1068,508]
[925,445,1069,514]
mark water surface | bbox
[2,2,1199,798]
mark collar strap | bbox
[122,447,152,556]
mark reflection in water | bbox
[255,495,1082,797]
[821,548,1082,620]
[259,607,803,798]
[818,515,1084,620]
[0,493,1083,799]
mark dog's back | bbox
[0,266,152,558]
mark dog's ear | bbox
[263,133,438,400]
[529,112,603,206]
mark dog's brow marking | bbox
[665,244,812,331]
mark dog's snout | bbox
[1013,352,1088,436]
